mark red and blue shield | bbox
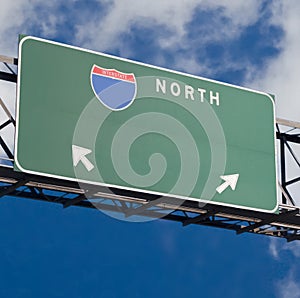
[90,64,137,110]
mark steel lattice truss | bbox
[1,55,300,242]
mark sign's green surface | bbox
[15,36,278,212]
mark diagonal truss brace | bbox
[182,209,217,227]
[0,179,29,198]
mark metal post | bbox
[280,137,286,204]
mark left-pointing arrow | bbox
[72,145,94,172]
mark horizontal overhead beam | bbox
[277,118,300,129]
[0,55,18,65]
[1,166,300,228]
[236,209,299,235]
[1,172,300,240]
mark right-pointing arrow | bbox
[72,145,94,172]
[216,174,239,194]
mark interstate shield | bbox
[90,64,137,110]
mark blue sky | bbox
[1,1,300,297]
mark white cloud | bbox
[277,273,300,298]
[248,1,300,206]
[0,2,300,296]
[76,0,261,62]
[0,0,28,55]
[250,1,300,122]
[269,239,300,298]
[0,0,265,116]
[0,0,71,56]
[269,238,280,259]
[76,0,199,53]
[269,238,300,259]
[0,0,298,177]
[284,241,300,258]
[0,0,265,78]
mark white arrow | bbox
[216,174,239,194]
[72,145,94,172]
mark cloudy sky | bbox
[1,1,300,297]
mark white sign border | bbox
[15,36,279,214]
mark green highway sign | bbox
[15,36,278,212]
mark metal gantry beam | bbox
[0,165,300,241]
[1,55,300,241]
[0,56,16,167]
[276,119,300,207]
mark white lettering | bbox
[210,91,220,106]
[156,79,166,94]
[155,78,220,106]
[197,88,206,102]
[185,85,195,100]
[170,82,181,97]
